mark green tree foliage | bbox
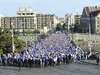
[0,49,3,56]
[56,23,62,31]
[93,28,97,33]
[14,28,20,35]
[78,28,85,33]
[15,30,20,35]
[3,28,11,34]
[0,33,25,54]
[22,29,26,36]
[26,28,33,34]
[74,24,78,33]
[0,27,2,35]
[33,29,40,34]
[14,37,25,53]
[82,28,85,33]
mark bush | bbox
[0,49,3,56]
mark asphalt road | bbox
[0,60,100,75]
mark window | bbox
[31,13,33,15]
[97,21,99,24]
[22,13,25,15]
[26,13,30,15]
[17,13,21,15]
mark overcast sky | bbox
[0,0,100,17]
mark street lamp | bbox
[81,16,92,52]
[87,16,92,52]
[11,23,15,53]
[88,17,91,41]
[71,24,74,41]
[34,24,37,43]
[22,23,25,36]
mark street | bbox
[0,60,100,75]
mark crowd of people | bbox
[0,33,84,68]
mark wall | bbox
[69,33,100,42]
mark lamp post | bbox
[81,17,92,52]
[11,23,15,53]
[88,17,91,41]
[35,24,37,43]
[88,16,92,52]
[71,24,74,41]
[22,23,25,36]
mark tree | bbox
[26,28,33,34]
[74,24,78,33]
[56,23,62,31]
[13,28,20,35]
[33,29,40,34]
[0,33,25,53]
[0,49,3,56]
[22,29,26,36]
[62,23,66,30]
[93,28,97,34]
[2,28,11,34]
[82,28,85,33]
[14,37,25,53]
[0,27,2,35]
[15,30,20,35]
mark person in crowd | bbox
[96,55,100,65]
[28,58,32,68]
[0,56,2,66]
[0,33,84,68]
[18,59,21,70]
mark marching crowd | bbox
[0,33,84,68]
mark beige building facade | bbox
[90,11,100,33]
[65,13,81,31]
[1,7,58,33]
[74,14,81,25]
[80,6,100,33]
[36,13,58,33]
[0,14,6,28]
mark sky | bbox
[0,0,100,18]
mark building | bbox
[0,14,6,27]
[1,7,37,32]
[36,13,58,33]
[16,7,37,32]
[1,7,58,33]
[17,7,33,16]
[58,18,65,25]
[17,8,58,31]
[65,13,81,31]
[80,6,100,33]
[1,17,37,32]
[1,17,12,29]
[65,14,69,31]
[74,14,81,25]
[89,10,100,33]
